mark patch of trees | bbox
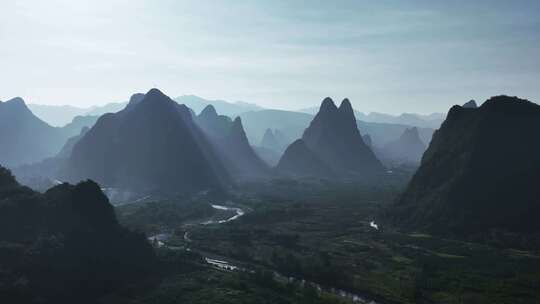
[0,167,155,303]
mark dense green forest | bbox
[114,176,540,304]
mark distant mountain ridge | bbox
[0,98,94,167]
[176,95,264,117]
[299,106,445,129]
[27,104,88,127]
[260,128,289,154]
[28,95,437,152]
[381,127,427,165]
[240,109,435,150]
[29,94,264,127]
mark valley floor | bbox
[116,178,540,304]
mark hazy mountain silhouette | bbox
[0,98,94,167]
[61,114,99,135]
[276,139,335,178]
[28,104,88,127]
[12,121,97,191]
[85,101,128,116]
[381,127,427,165]
[301,98,384,178]
[195,105,270,179]
[299,106,444,128]
[30,101,128,127]
[393,96,540,238]
[240,109,311,146]
[0,166,153,302]
[260,128,289,153]
[176,95,263,117]
[261,128,280,150]
[57,126,90,159]
[240,109,434,149]
[63,89,232,194]
[30,94,264,127]
[356,120,434,147]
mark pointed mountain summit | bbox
[63,88,231,194]
[462,99,478,108]
[338,98,355,119]
[126,93,145,109]
[200,104,218,119]
[320,97,338,112]
[196,105,233,138]
[300,97,384,178]
[393,95,540,238]
[3,97,30,112]
[382,127,427,165]
[226,118,270,178]
[401,126,421,140]
[276,139,334,178]
[195,109,269,179]
[260,128,281,151]
[229,117,250,144]
[1,97,35,118]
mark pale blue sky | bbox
[1,0,539,114]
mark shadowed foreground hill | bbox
[63,89,231,195]
[393,96,540,243]
[0,166,154,303]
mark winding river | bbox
[201,204,245,224]
[149,203,380,304]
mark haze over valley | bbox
[1,1,540,303]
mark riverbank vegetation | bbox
[113,177,540,303]
[165,179,540,304]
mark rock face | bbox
[393,96,540,237]
[57,126,90,159]
[381,127,427,165]
[462,99,478,108]
[195,105,269,179]
[300,98,384,178]
[276,139,334,178]
[362,134,373,148]
[63,89,231,194]
[0,166,153,302]
[175,95,263,118]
